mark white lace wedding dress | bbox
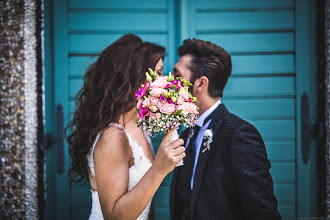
[86,123,153,220]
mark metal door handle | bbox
[43,103,65,174]
[301,92,318,164]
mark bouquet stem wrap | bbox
[170,128,184,167]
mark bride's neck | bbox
[119,107,138,126]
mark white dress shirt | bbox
[190,99,221,189]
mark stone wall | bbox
[0,0,44,219]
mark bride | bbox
[66,34,186,219]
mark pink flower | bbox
[138,106,149,119]
[151,105,158,112]
[177,102,197,115]
[160,103,176,115]
[186,102,198,114]
[179,90,190,100]
[187,97,193,103]
[149,112,156,120]
[150,97,159,105]
[150,88,166,97]
[157,101,163,109]
[143,98,151,107]
[150,112,162,120]
[155,113,161,119]
[166,83,172,88]
[177,96,184,105]
[135,82,151,99]
[137,99,143,109]
[150,77,168,89]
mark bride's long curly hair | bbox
[66,34,165,182]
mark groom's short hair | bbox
[178,39,232,98]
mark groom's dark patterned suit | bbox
[170,104,282,220]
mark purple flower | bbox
[168,98,174,104]
[135,82,150,99]
[138,106,149,119]
[160,95,167,102]
[172,79,183,89]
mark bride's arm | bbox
[94,127,185,220]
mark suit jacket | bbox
[170,104,282,220]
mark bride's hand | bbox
[152,127,186,176]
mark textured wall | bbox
[0,0,42,219]
[325,0,330,216]
[318,0,330,217]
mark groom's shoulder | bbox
[220,109,258,136]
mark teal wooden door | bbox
[179,0,318,219]
[45,0,177,219]
[45,0,318,219]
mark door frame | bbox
[45,0,70,219]
[295,0,318,217]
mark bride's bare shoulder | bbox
[94,125,130,157]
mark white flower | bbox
[202,129,213,153]
[203,129,213,140]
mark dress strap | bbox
[108,122,125,131]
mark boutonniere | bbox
[202,129,213,153]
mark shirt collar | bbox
[196,99,221,127]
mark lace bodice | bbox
[86,123,153,220]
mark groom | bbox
[170,39,282,220]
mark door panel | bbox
[200,33,294,53]
[197,0,294,9]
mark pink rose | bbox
[150,88,166,97]
[160,103,176,115]
[138,106,149,119]
[150,97,159,105]
[157,101,163,109]
[177,102,197,115]
[137,99,143,109]
[149,112,156,120]
[186,102,197,114]
[150,112,162,120]
[143,98,151,107]
[176,104,187,115]
[151,105,158,112]
[179,90,190,100]
[177,96,184,105]
[150,77,168,89]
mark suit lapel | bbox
[190,104,227,215]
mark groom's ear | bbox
[195,76,209,94]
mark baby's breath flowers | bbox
[135,68,199,137]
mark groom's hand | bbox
[153,128,186,176]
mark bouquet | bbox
[135,68,199,166]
